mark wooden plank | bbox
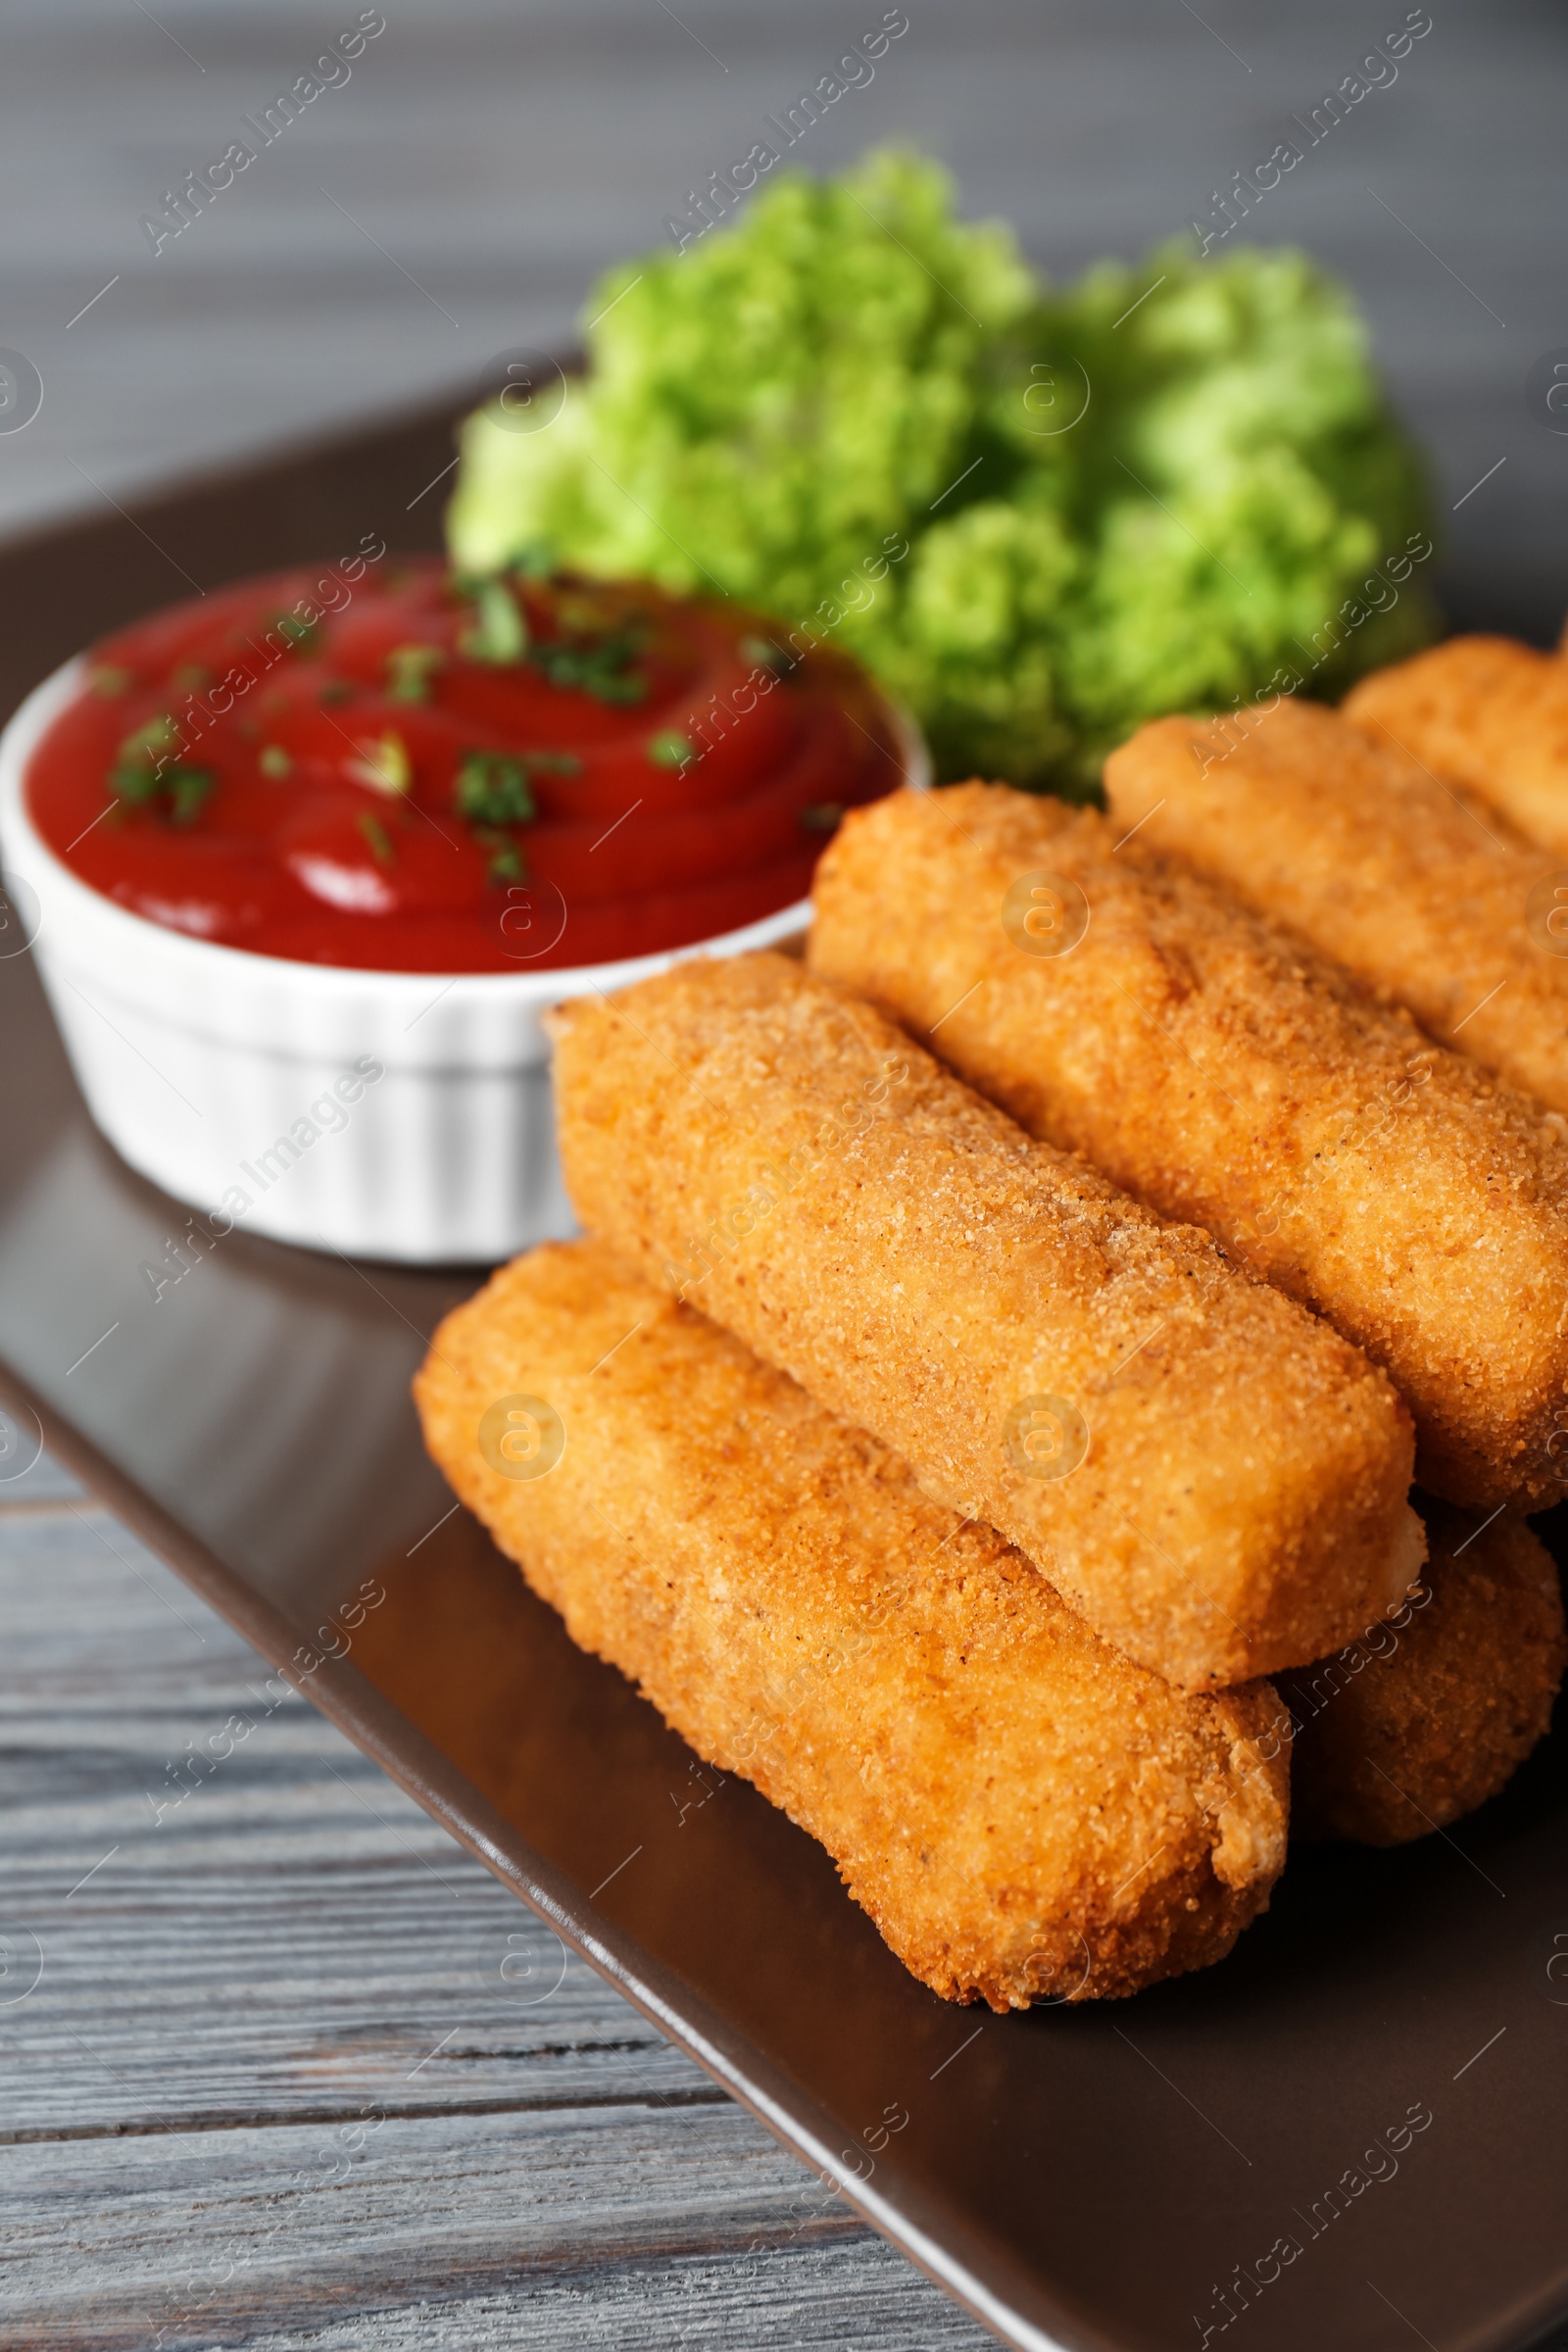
[0,2104,863,2348]
[0,1497,732,2136]
[226,2238,983,2352]
[0,1489,991,2347]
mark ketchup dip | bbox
[24,554,908,974]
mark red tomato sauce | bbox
[25,554,906,971]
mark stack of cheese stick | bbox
[811,769,1566,1838]
[417,642,1566,2013]
[1344,629,1568,862]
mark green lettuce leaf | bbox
[448,149,1438,794]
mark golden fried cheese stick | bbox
[546,953,1423,1691]
[808,783,1568,1509]
[414,1240,1291,2006]
[1102,698,1568,1116]
[1345,636,1568,858]
[1284,1499,1565,1845]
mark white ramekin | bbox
[0,655,929,1263]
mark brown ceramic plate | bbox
[2,406,1566,2352]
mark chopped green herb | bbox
[259,744,293,778]
[356,811,396,867]
[454,751,536,827]
[108,714,216,823]
[385,643,445,703]
[270,611,322,657]
[479,831,525,884]
[740,635,792,677]
[110,715,180,803]
[526,630,646,705]
[509,541,558,580]
[318,681,355,705]
[116,713,180,766]
[346,731,413,797]
[646,730,693,768]
[459,577,527,664]
[798,801,845,835]
[109,760,165,807]
[89,665,133,698]
[172,662,212,691]
[167,770,216,824]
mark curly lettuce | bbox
[448,149,1437,794]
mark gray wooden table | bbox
[7,2,1568,2342]
[0,1452,987,2346]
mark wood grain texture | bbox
[0,1477,990,2348]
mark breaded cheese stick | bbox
[1345,636,1568,858]
[808,783,1568,1508]
[1102,699,1568,1115]
[546,953,1423,1691]
[1284,1499,1565,1845]
[414,1240,1290,2006]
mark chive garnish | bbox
[356,811,396,867]
[449,747,575,880]
[168,770,215,824]
[740,635,792,676]
[453,752,536,827]
[385,644,444,703]
[112,713,179,781]
[527,630,647,704]
[475,829,525,884]
[107,713,215,823]
[346,732,413,797]
[646,730,693,768]
[270,611,322,657]
[259,744,293,778]
[459,577,527,664]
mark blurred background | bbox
[2,0,1565,637]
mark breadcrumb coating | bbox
[546,953,1421,1691]
[1346,635,1568,858]
[808,783,1568,1507]
[1285,1499,1565,1844]
[414,1240,1291,2006]
[1102,699,1568,1117]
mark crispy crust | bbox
[1102,699,1568,1116]
[1284,1500,1565,1844]
[808,783,1568,1507]
[414,1239,1291,2006]
[1346,636,1568,859]
[546,952,1420,1691]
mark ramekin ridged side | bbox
[0,656,929,1263]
